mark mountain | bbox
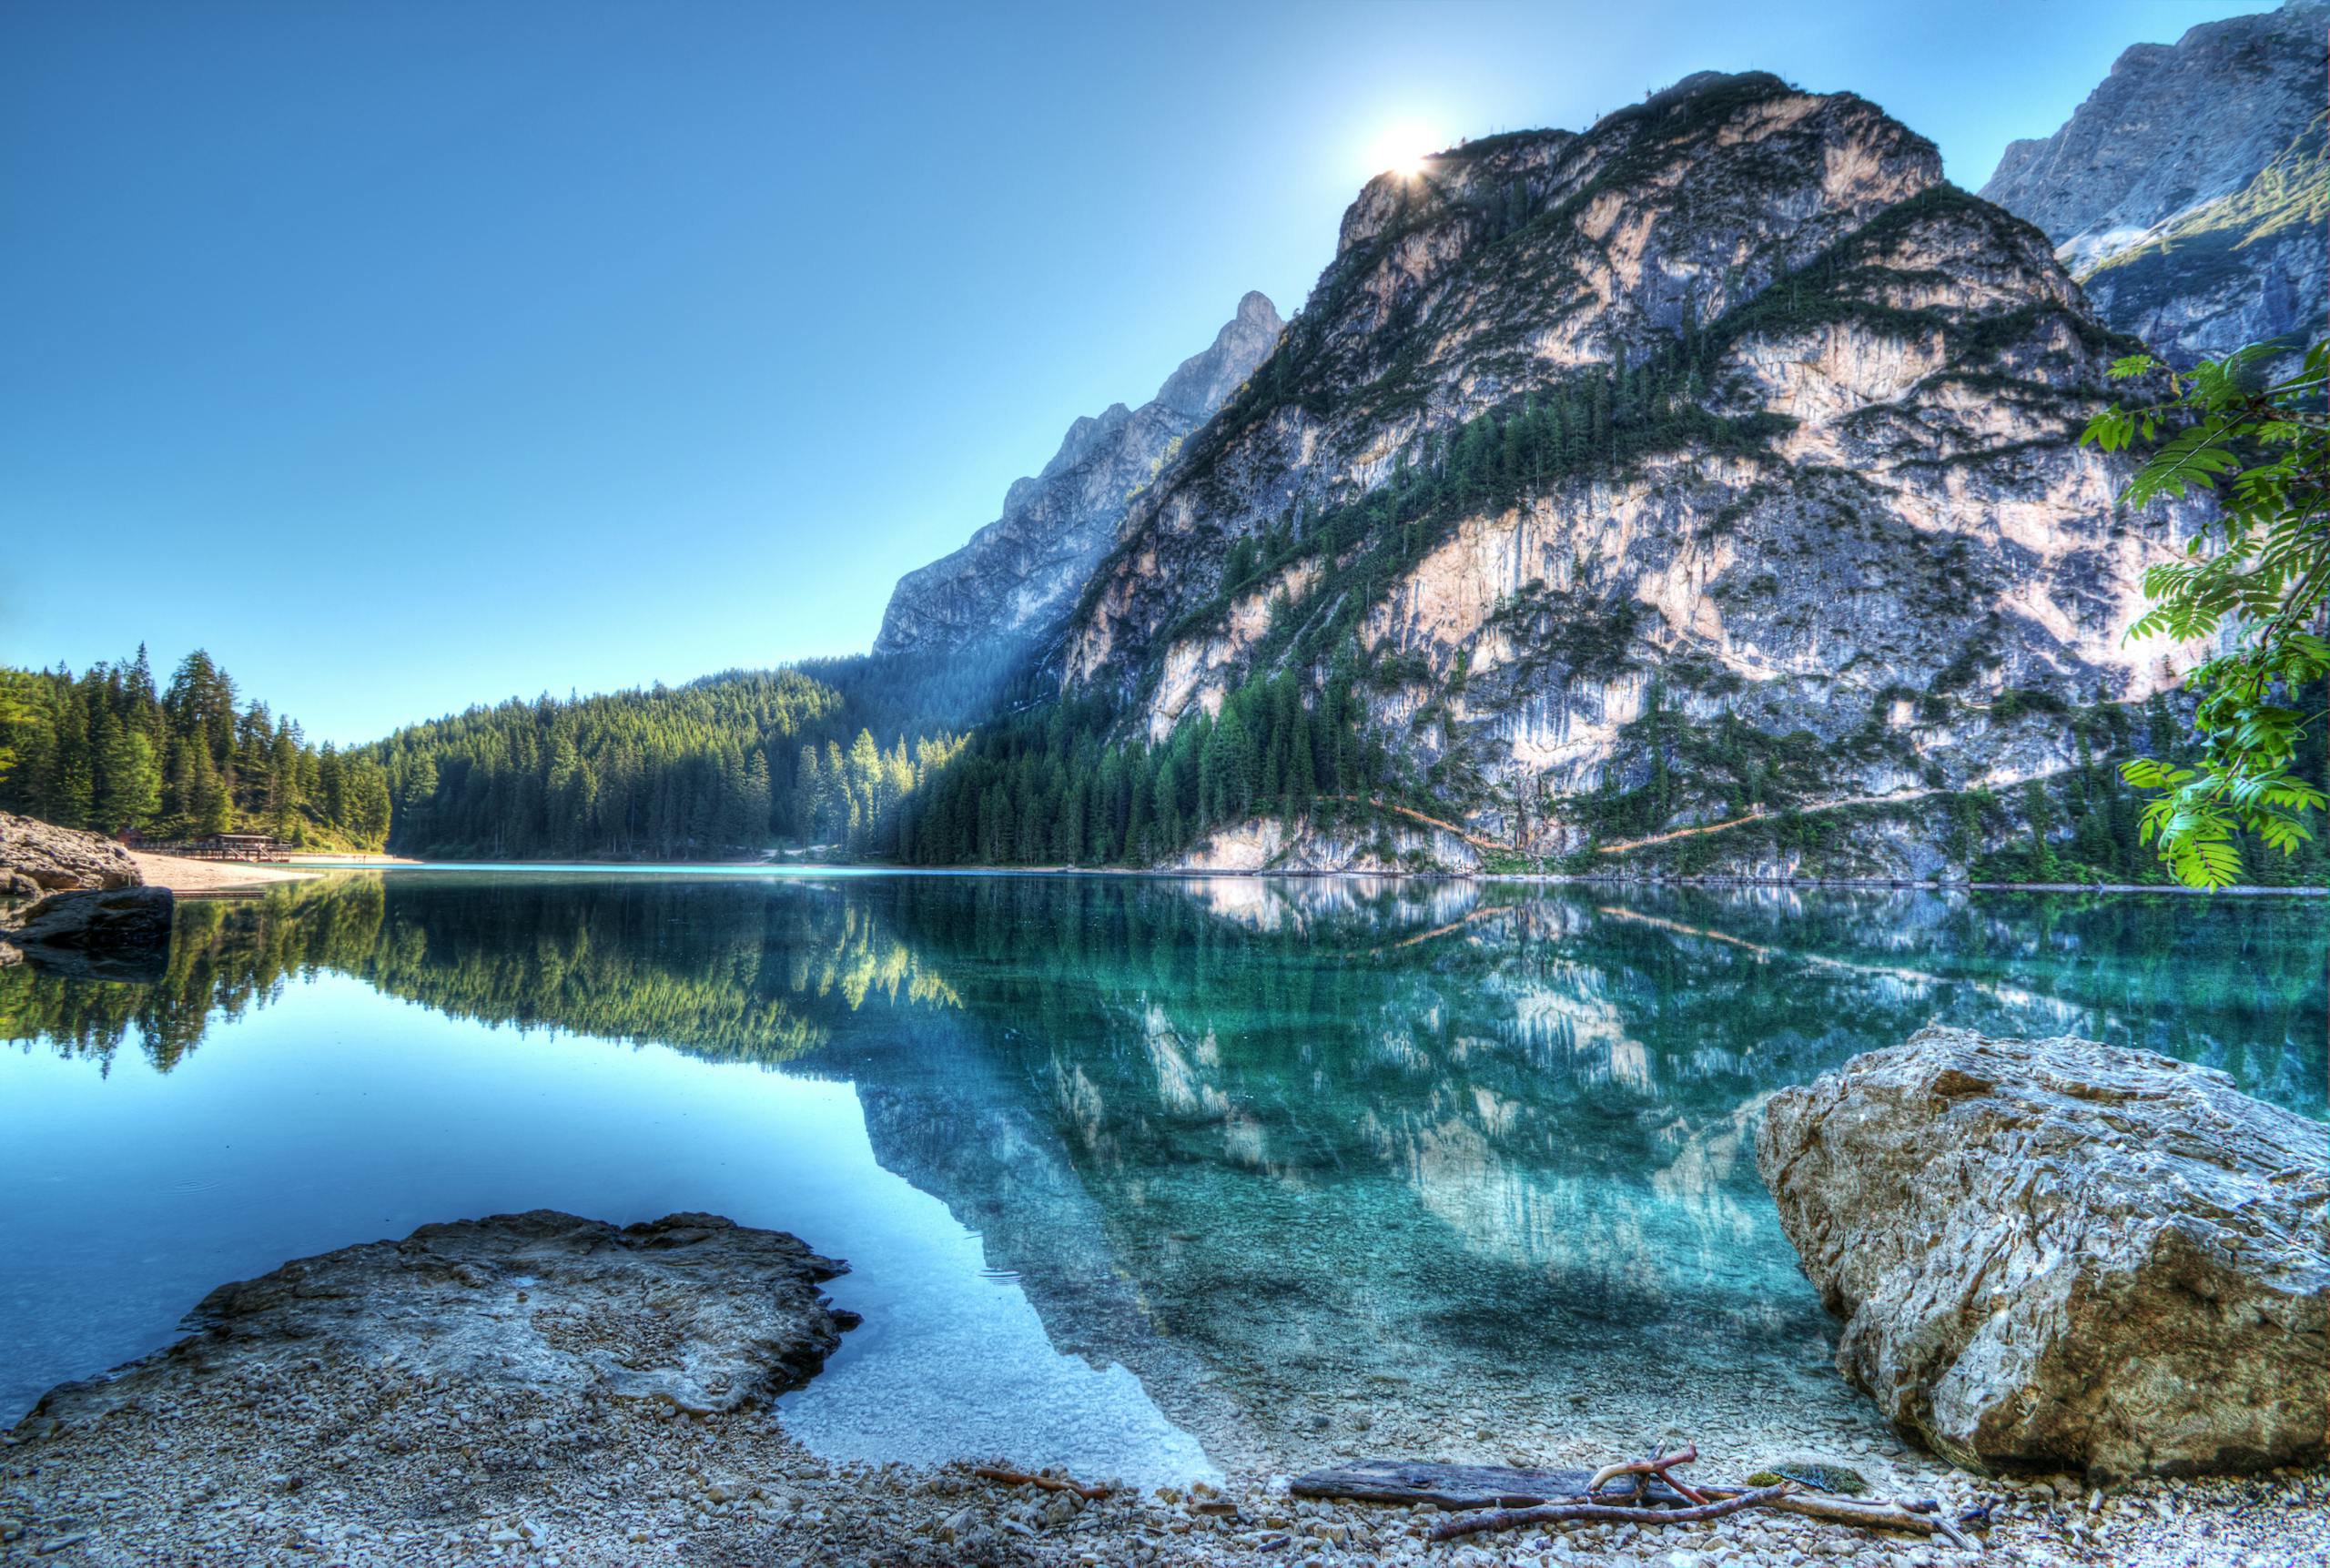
[1980,0,2326,366]
[874,291,1285,660]
[970,71,2217,878]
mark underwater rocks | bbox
[19,1210,855,1433]
[1758,1026,2330,1479]
[5,1212,856,1563]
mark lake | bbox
[3,870,2321,1484]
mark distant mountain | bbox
[1980,0,2326,365]
[875,291,1284,660]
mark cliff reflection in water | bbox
[7,872,2320,1462]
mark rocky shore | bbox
[0,814,173,979]
[7,1201,2327,1566]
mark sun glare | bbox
[1367,121,1442,180]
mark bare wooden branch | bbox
[1290,1460,1709,1509]
[1585,1442,1709,1505]
[1702,1486,1947,1539]
[972,1465,1112,1501]
[1428,1482,1797,1542]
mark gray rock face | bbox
[22,1210,855,1435]
[0,885,175,980]
[1757,1026,2329,1478]
[0,810,142,901]
[1980,1,2326,364]
[875,290,1283,659]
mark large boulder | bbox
[1757,1026,2328,1479]
[0,885,175,979]
[0,811,142,901]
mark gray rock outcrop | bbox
[0,885,175,980]
[0,810,142,901]
[1757,1026,2329,1478]
[1980,1,2326,365]
[875,291,1283,661]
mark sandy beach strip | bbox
[129,852,320,893]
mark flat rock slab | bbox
[6,1211,859,1564]
[23,1210,855,1435]
[1758,1026,2329,1478]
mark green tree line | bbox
[0,647,390,848]
[366,666,975,860]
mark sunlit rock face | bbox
[1980,0,2327,367]
[1053,72,2210,871]
[875,292,1284,660]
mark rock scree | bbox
[1757,1025,2329,1479]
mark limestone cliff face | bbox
[1058,73,2209,871]
[874,292,1284,659]
[1980,0,2326,366]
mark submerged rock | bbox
[1757,1026,2329,1478]
[21,1210,855,1435]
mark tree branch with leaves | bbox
[2083,340,2329,887]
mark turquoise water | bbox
[3,872,2321,1480]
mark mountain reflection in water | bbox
[3,871,2321,1472]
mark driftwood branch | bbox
[1290,1460,1709,1510]
[1703,1485,1954,1541]
[1294,1452,1979,1553]
[1586,1442,1709,1505]
[972,1465,1112,1501]
[1429,1482,1797,1542]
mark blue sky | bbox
[0,0,2275,743]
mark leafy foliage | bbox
[2083,339,2330,886]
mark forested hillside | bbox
[364,652,1008,860]
[0,647,390,849]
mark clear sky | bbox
[0,0,2276,744]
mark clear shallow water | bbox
[2,872,2322,1481]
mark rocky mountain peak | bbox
[1049,70,2206,875]
[1153,292,1285,420]
[1981,0,2325,266]
[873,292,1282,660]
[1978,0,2326,365]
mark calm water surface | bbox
[3,872,2322,1481]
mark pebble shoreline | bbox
[6,1381,2325,1567]
[5,1209,2324,1567]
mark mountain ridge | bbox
[873,291,1284,661]
[1979,0,2327,364]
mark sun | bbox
[1366,120,1442,181]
